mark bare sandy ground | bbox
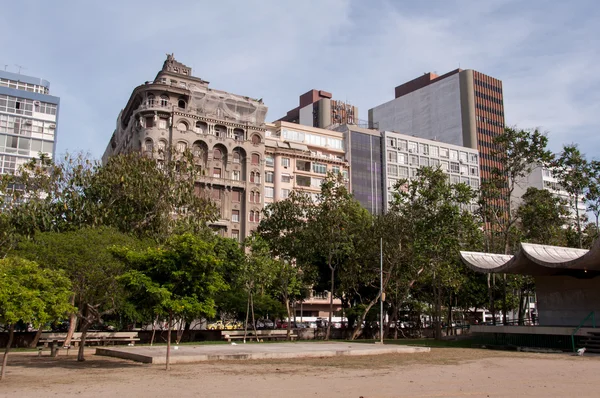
[1,347,599,397]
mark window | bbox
[232,210,240,222]
[409,155,418,165]
[158,140,167,153]
[234,129,244,141]
[440,160,449,172]
[332,165,340,175]
[398,153,408,165]
[408,142,418,153]
[469,153,478,164]
[232,170,240,181]
[440,147,449,158]
[312,162,327,174]
[232,230,240,242]
[449,150,459,160]
[450,162,460,173]
[232,191,241,202]
[251,134,261,144]
[252,154,260,165]
[399,167,409,177]
[211,188,222,199]
[145,117,154,128]
[430,158,440,167]
[470,179,479,189]
[296,175,311,187]
[145,140,153,153]
[213,148,222,161]
[160,95,169,107]
[159,118,167,129]
[281,189,290,199]
[387,164,398,177]
[265,171,274,183]
[265,155,274,167]
[178,99,186,109]
[214,125,226,138]
[387,150,397,163]
[430,146,439,158]
[176,141,187,153]
[233,151,241,164]
[460,151,468,163]
[250,191,255,203]
[419,157,429,167]
[281,157,290,167]
[397,139,408,151]
[460,164,468,175]
[311,177,324,188]
[387,137,396,148]
[213,168,222,178]
[281,174,291,183]
[265,187,274,198]
[419,143,429,155]
[255,192,261,203]
[296,160,311,171]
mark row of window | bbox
[265,155,346,176]
[474,79,503,94]
[0,154,20,174]
[387,149,477,165]
[386,139,478,163]
[146,139,262,166]
[281,128,344,150]
[387,161,479,177]
[476,103,504,117]
[0,78,49,94]
[264,187,291,199]
[388,174,479,190]
[476,115,504,128]
[0,114,55,139]
[475,90,503,105]
[142,116,260,144]
[0,95,57,116]
[0,133,54,156]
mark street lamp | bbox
[380,236,384,344]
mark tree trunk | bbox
[502,274,508,325]
[30,324,44,348]
[326,265,335,341]
[488,274,496,326]
[166,311,172,371]
[64,296,77,347]
[446,293,453,336]
[77,318,90,362]
[1,324,15,381]
[243,291,250,342]
[517,289,525,325]
[250,292,259,342]
[351,292,380,340]
[285,296,292,340]
[150,315,159,346]
[434,286,442,340]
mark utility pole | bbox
[380,237,384,344]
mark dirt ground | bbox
[1,347,599,397]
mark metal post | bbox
[380,237,384,344]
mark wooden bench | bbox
[38,332,140,355]
[221,330,297,342]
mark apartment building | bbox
[103,54,268,240]
[263,121,349,205]
[381,130,480,212]
[0,70,59,175]
[513,164,586,221]
[277,89,358,129]
[369,69,505,184]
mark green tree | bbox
[390,167,482,339]
[305,173,372,340]
[0,258,72,380]
[14,227,148,361]
[517,187,569,245]
[113,234,227,370]
[552,144,591,248]
[585,160,600,235]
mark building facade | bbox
[381,130,480,212]
[103,54,268,240]
[334,124,384,214]
[512,164,587,221]
[0,70,59,175]
[278,89,359,129]
[368,69,505,184]
[263,121,349,205]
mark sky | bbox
[1,0,599,160]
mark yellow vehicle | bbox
[225,321,243,330]
[207,320,225,330]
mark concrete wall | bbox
[370,73,463,146]
[535,275,600,326]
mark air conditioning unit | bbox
[459,159,465,164]
[49,124,56,129]
[33,100,41,106]
[408,149,413,153]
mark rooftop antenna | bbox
[15,64,26,74]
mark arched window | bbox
[160,95,169,107]
[177,121,188,132]
[250,191,255,203]
[214,125,226,138]
[147,94,155,106]
[251,154,260,165]
[254,172,261,184]
[251,134,261,145]
[178,99,186,109]
[158,140,167,153]
[255,192,261,203]
[176,141,187,153]
[144,139,153,153]
[233,151,241,164]
[213,147,222,161]
[196,121,207,134]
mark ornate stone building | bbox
[103,54,268,240]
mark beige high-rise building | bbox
[103,54,268,241]
[263,121,349,206]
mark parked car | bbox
[207,320,225,330]
[260,319,275,329]
[225,321,243,330]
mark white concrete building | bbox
[0,70,59,175]
[381,130,480,212]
